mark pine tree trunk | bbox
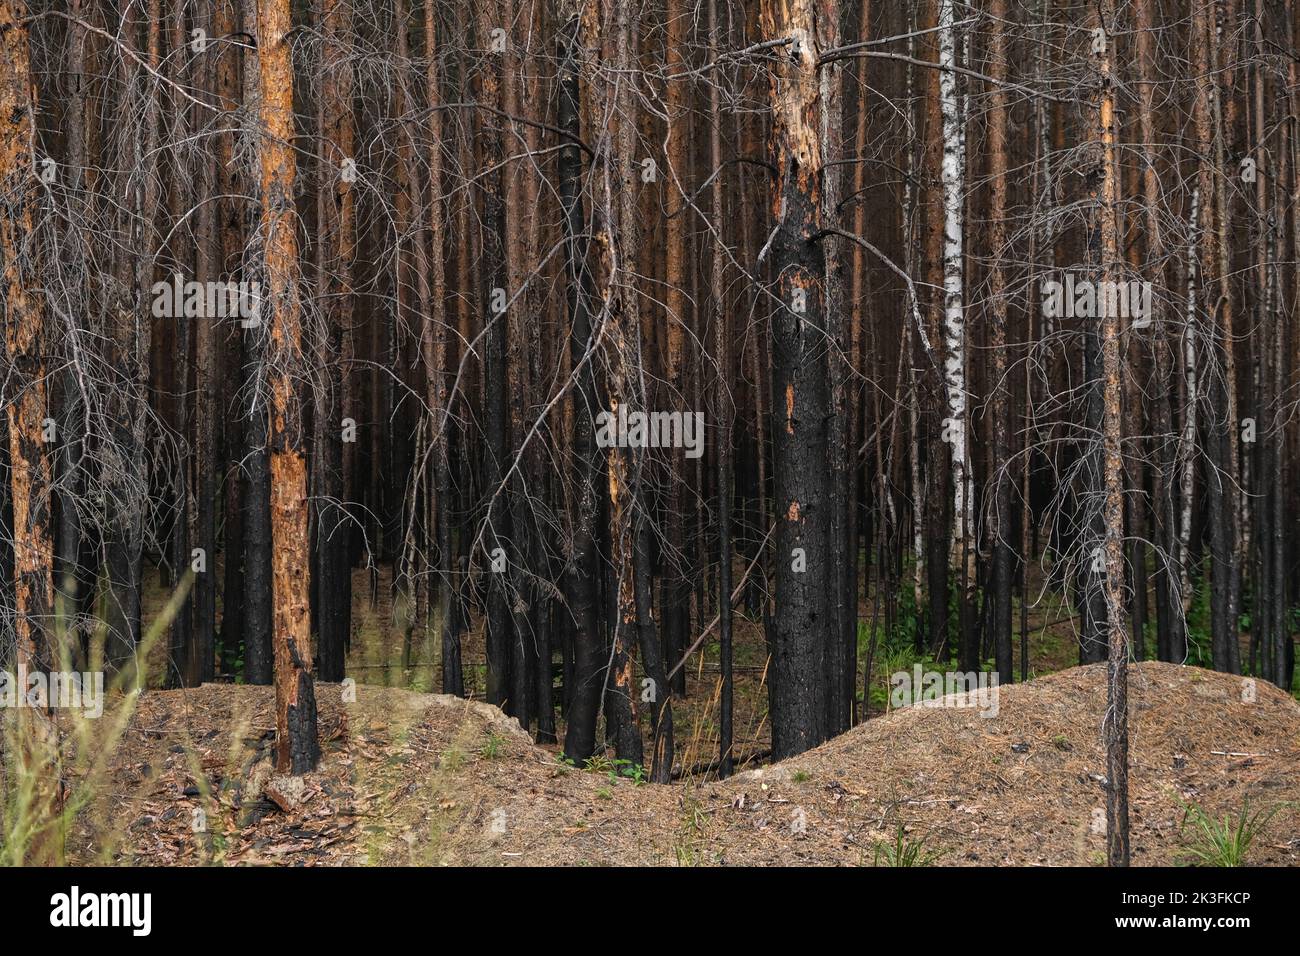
[475,0,513,710]
[312,0,355,684]
[662,0,690,699]
[558,5,603,763]
[257,0,320,773]
[761,0,832,760]
[1094,0,1130,866]
[1135,0,1186,663]
[192,0,218,685]
[708,0,732,777]
[501,0,535,728]
[987,0,1014,682]
[2,0,54,696]
[2,0,60,864]
[422,0,458,697]
[104,0,161,685]
[241,0,273,687]
[599,0,646,768]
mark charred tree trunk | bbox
[986,0,1014,682]
[1135,0,1185,664]
[311,0,355,684]
[104,0,161,685]
[708,0,733,778]
[422,0,458,697]
[762,0,832,760]
[598,0,645,769]
[558,6,603,763]
[475,0,513,710]
[661,0,690,701]
[241,0,273,687]
[190,0,218,684]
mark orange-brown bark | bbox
[2,0,60,866]
[257,0,319,773]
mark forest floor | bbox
[65,660,1300,866]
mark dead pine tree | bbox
[1,0,61,864]
[256,0,319,774]
[761,0,833,760]
[986,0,1015,682]
[1133,0,1186,665]
[557,0,604,764]
[422,0,459,698]
[661,0,690,701]
[311,0,356,685]
[241,0,274,688]
[500,0,536,732]
[1092,0,1130,867]
[103,0,161,685]
[474,0,514,712]
[591,0,645,770]
[707,0,733,779]
[189,0,218,686]
[1190,0,1239,676]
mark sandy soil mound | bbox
[66,661,1299,866]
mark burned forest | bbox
[1,0,1300,887]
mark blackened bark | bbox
[164,2,195,689]
[709,0,733,777]
[987,0,1014,682]
[600,0,646,770]
[220,453,245,674]
[475,0,512,710]
[820,0,852,737]
[763,0,833,760]
[558,10,602,763]
[312,0,355,684]
[634,500,672,781]
[104,0,160,684]
[244,339,274,685]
